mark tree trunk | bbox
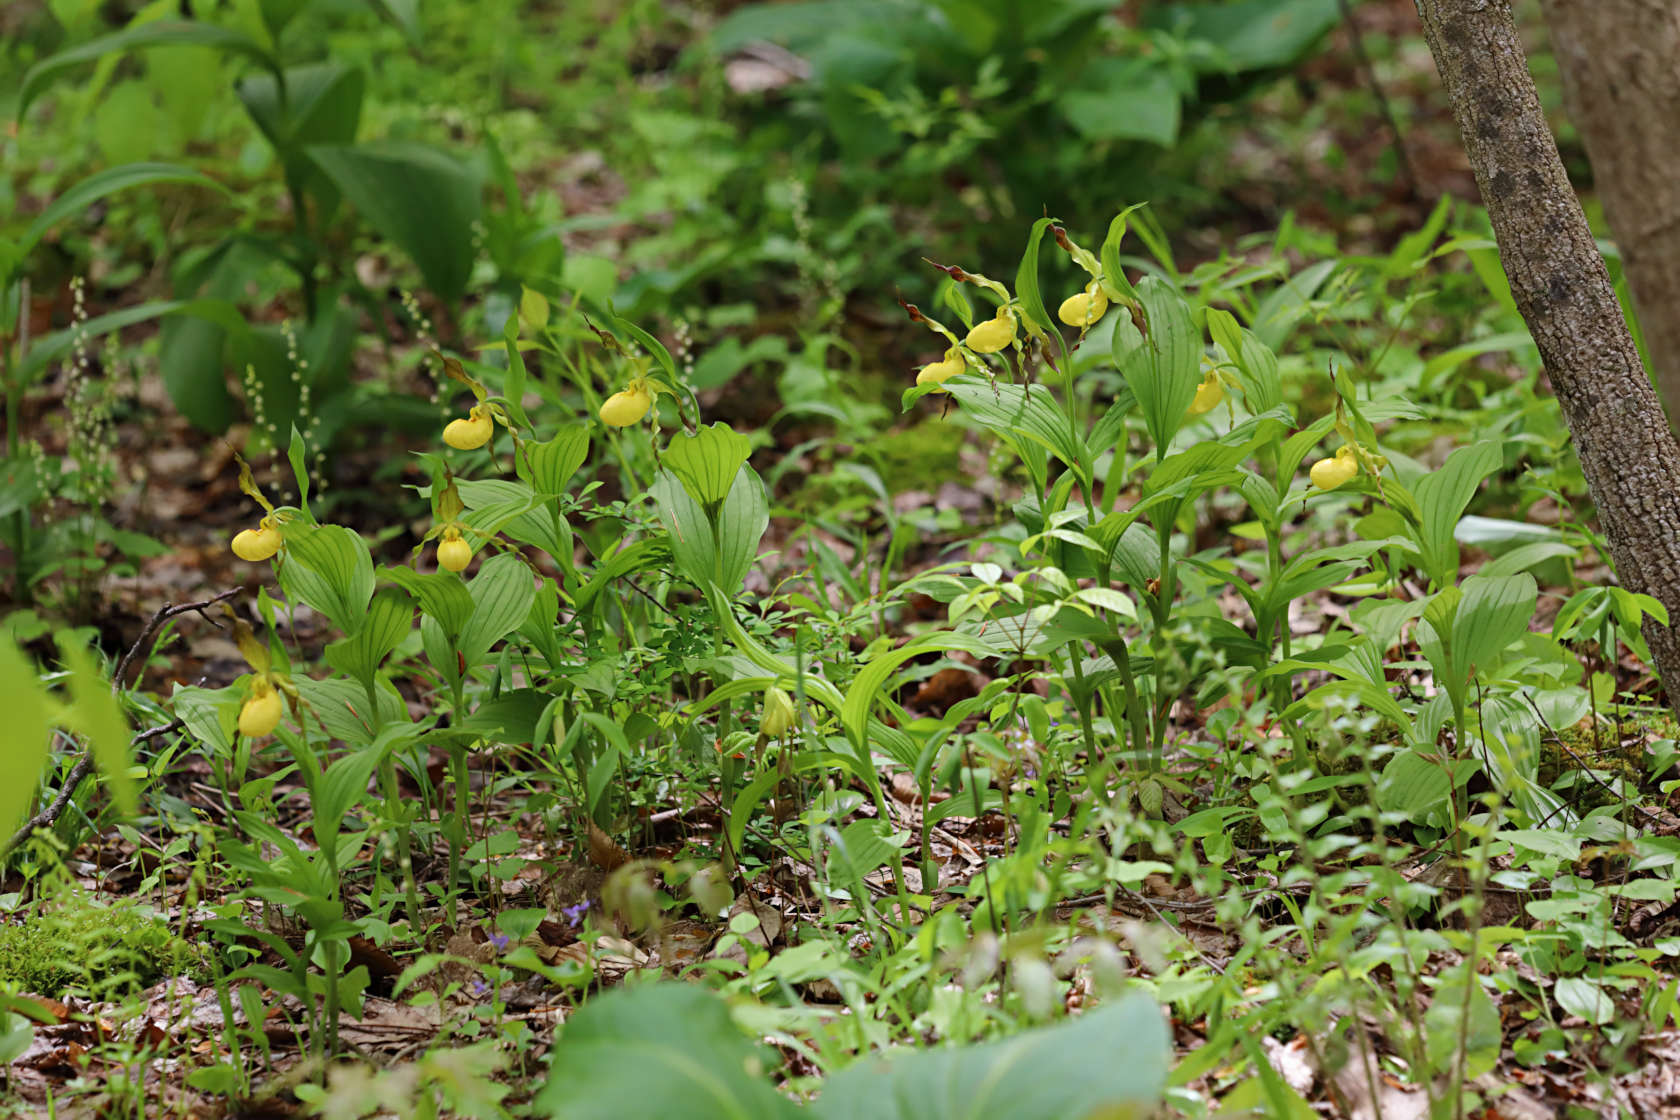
[1537,0,1680,433]
[1413,0,1680,711]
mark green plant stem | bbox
[377,756,422,933]
[1065,641,1102,767]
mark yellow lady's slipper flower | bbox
[1310,447,1360,491]
[916,347,967,389]
[443,405,494,450]
[1187,373,1224,416]
[231,517,282,562]
[437,528,473,573]
[761,686,796,738]
[965,307,1018,354]
[239,677,283,738]
[600,383,653,427]
[1057,281,1109,328]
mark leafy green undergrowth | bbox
[6,166,1680,1118]
[0,894,204,1000]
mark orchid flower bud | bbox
[761,686,796,738]
[437,527,473,573]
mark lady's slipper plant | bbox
[760,686,796,739]
[600,378,654,427]
[1309,445,1360,490]
[1057,280,1109,328]
[436,526,473,572]
[443,404,495,450]
[232,519,283,562]
[1187,369,1225,416]
[239,675,284,737]
[229,611,293,740]
[230,454,287,563]
[436,351,513,451]
[964,306,1019,354]
[916,347,968,389]
[419,476,479,575]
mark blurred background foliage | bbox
[0,0,1593,621]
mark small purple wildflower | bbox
[562,900,592,927]
[469,979,490,998]
[486,931,510,952]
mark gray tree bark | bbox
[1537,0,1680,434]
[1413,0,1680,711]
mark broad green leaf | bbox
[17,21,277,118]
[1477,541,1578,579]
[1505,829,1582,861]
[323,587,414,693]
[171,684,233,755]
[653,470,720,590]
[459,689,551,744]
[607,313,681,387]
[1097,203,1148,304]
[945,379,1086,476]
[812,992,1169,1120]
[460,554,537,667]
[1553,976,1614,1025]
[11,165,228,273]
[1286,678,1411,731]
[150,44,224,140]
[1376,747,1454,817]
[841,631,998,752]
[665,423,753,510]
[293,678,410,747]
[305,141,483,299]
[0,640,55,845]
[1387,194,1453,278]
[1419,331,1536,393]
[92,81,167,164]
[826,818,907,883]
[1073,586,1137,621]
[236,62,364,212]
[533,984,797,1120]
[1412,441,1503,587]
[1252,259,1338,351]
[1123,278,1202,456]
[312,737,398,857]
[54,635,135,816]
[382,566,475,638]
[1424,963,1502,1077]
[1014,216,1059,342]
[500,315,533,430]
[1450,573,1537,689]
[520,425,591,495]
[1207,307,1284,415]
[457,478,567,558]
[159,315,237,432]
[280,524,375,634]
[1057,59,1181,145]
[1149,0,1339,73]
[367,0,421,43]
[715,465,770,594]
